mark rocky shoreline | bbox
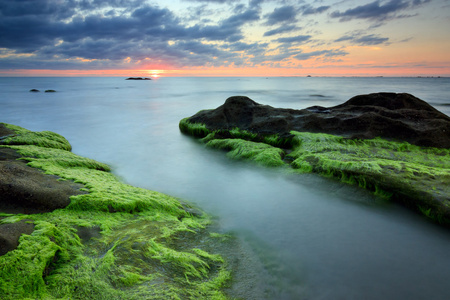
[0,123,243,299]
[180,93,450,226]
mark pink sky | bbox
[1,0,449,77]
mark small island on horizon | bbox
[125,77,151,80]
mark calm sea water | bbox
[1,77,449,299]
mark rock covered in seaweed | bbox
[188,93,450,148]
[0,124,86,255]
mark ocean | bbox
[1,76,449,299]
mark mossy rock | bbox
[179,118,450,226]
[0,123,234,299]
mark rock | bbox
[0,129,86,255]
[29,89,40,92]
[126,77,151,80]
[0,150,86,214]
[1,124,86,214]
[188,93,450,148]
[0,123,15,139]
[45,89,56,92]
[0,220,35,256]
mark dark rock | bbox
[29,89,40,92]
[0,157,86,214]
[0,135,86,215]
[126,77,151,80]
[0,123,15,140]
[45,90,56,92]
[75,225,102,244]
[0,220,35,256]
[188,93,450,148]
[0,144,87,256]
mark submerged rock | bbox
[29,89,40,92]
[188,93,450,148]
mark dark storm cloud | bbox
[0,2,180,51]
[264,5,298,25]
[0,0,263,69]
[330,0,431,22]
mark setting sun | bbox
[148,70,162,78]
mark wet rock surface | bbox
[0,154,85,214]
[0,124,86,255]
[0,148,85,254]
[189,93,450,148]
[0,220,35,256]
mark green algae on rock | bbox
[1,123,72,151]
[0,123,232,300]
[179,116,450,226]
[206,139,286,167]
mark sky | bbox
[1,0,449,77]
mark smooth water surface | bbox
[1,77,449,299]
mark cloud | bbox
[226,41,269,52]
[335,32,390,45]
[300,4,330,15]
[264,5,298,25]
[188,7,260,42]
[182,0,238,3]
[263,25,300,37]
[275,35,312,44]
[294,49,349,61]
[0,0,265,69]
[330,0,431,22]
[354,34,389,45]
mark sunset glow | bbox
[1,0,449,77]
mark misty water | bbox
[1,77,449,299]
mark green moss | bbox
[179,118,211,138]
[1,123,71,151]
[206,138,286,167]
[287,132,450,222]
[179,119,450,225]
[0,123,232,299]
